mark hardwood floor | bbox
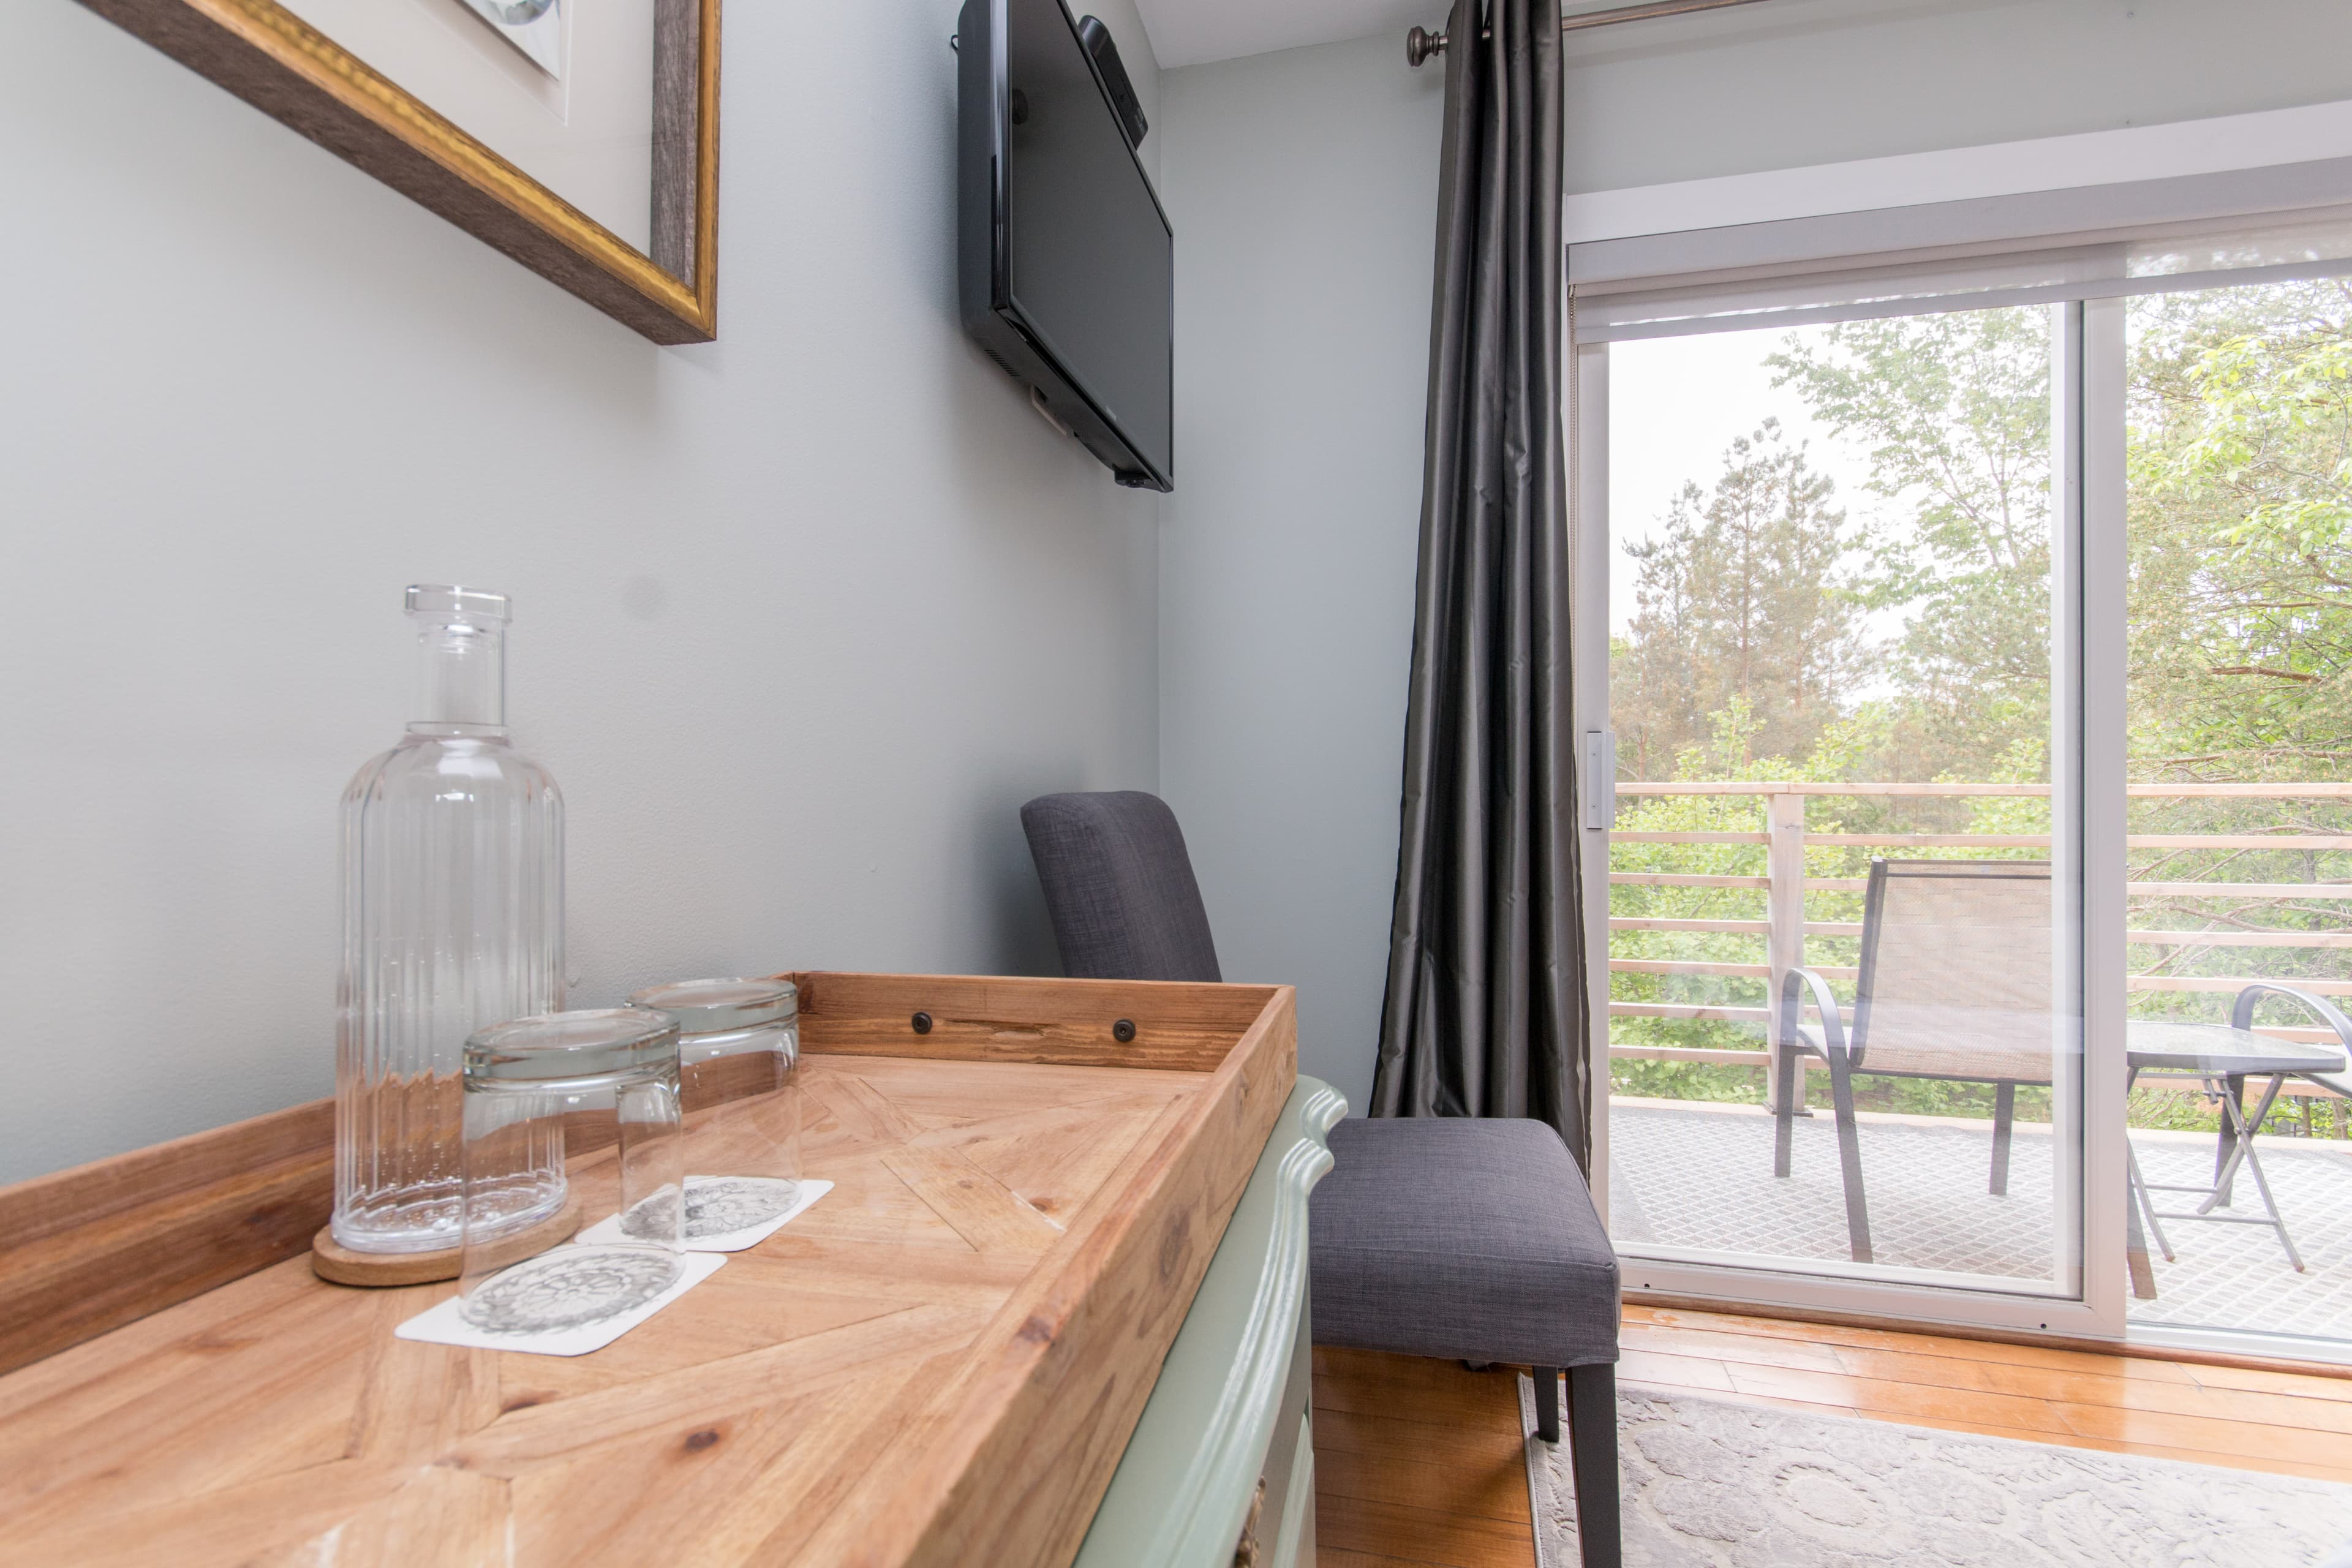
[1311,1306,2352,1567]
[1313,1348,1534,1568]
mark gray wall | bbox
[1154,1,2348,1119]
[1157,35,1446,1115]
[0,0,1165,1183]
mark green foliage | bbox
[2127,283,2352,775]
[1769,310,2056,780]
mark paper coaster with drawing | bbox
[397,1248,727,1358]
[576,1176,834,1253]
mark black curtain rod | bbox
[1408,0,1777,66]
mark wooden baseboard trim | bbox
[1626,1289,2352,1382]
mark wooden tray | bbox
[0,973,1297,1567]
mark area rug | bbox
[1517,1375,2352,1567]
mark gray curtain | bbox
[1370,0,1589,1164]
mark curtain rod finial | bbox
[1407,24,1446,67]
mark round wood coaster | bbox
[309,1196,584,1287]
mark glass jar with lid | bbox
[627,978,803,1249]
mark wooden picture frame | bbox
[78,0,721,344]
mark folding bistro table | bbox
[2124,1020,2348,1297]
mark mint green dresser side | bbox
[1071,1077,1346,1568]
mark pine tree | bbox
[1613,421,1866,777]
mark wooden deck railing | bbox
[1605,782,2352,1100]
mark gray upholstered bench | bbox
[1311,1115,1622,1568]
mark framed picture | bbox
[80,0,720,344]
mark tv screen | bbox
[960,0,1174,491]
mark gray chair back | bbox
[1020,791,1223,983]
[1852,858,2056,1082]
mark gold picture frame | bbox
[79,0,721,344]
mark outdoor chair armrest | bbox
[1779,966,1850,1063]
[2233,982,2352,1097]
[2231,982,2352,1048]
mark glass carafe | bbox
[331,585,565,1254]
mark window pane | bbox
[1606,307,2084,1295]
[2122,280,2352,1346]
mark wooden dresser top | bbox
[0,974,1296,1568]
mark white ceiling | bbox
[1133,0,1447,70]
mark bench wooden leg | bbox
[1532,1364,1559,1443]
[1566,1364,1621,1568]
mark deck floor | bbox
[1608,1098,2352,1344]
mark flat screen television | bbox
[959,0,1174,492]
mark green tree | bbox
[2128,282,2352,776]
[1613,422,1866,779]
[1768,309,2054,782]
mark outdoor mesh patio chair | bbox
[1773,858,2059,1265]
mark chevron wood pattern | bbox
[0,975,1297,1568]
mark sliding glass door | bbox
[1580,303,2098,1332]
[1578,224,2352,1357]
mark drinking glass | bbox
[458,1009,684,1335]
[627,978,802,1245]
